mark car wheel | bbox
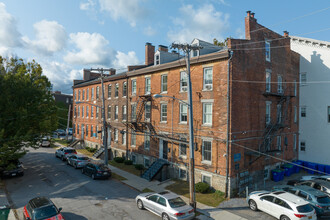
[162,213,170,220]
[249,199,258,211]
[280,215,290,220]
[137,199,144,210]
[92,174,95,180]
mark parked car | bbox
[293,180,330,196]
[301,175,330,182]
[135,191,195,220]
[40,137,51,148]
[81,162,111,180]
[67,154,90,169]
[247,190,316,220]
[55,129,66,136]
[0,160,24,178]
[23,196,64,220]
[67,128,73,135]
[273,185,330,216]
[55,147,77,161]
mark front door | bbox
[163,141,168,159]
[159,139,168,160]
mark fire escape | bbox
[249,87,294,165]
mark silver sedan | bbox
[136,191,195,220]
[66,154,90,169]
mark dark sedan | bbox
[81,163,111,180]
[0,160,24,178]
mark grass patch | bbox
[112,173,127,181]
[165,179,226,207]
[109,160,144,177]
[53,138,69,146]
[142,188,154,193]
[77,149,95,157]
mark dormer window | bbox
[155,55,160,65]
[192,50,199,57]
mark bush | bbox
[85,147,97,153]
[195,182,210,193]
[114,157,125,163]
[124,160,133,165]
[134,164,144,170]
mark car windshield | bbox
[317,196,330,204]
[34,205,58,220]
[95,164,108,170]
[65,149,76,153]
[77,157,89,160]
[296,204,314,213]
[168,197,186,208]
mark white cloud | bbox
[113,51,139,70]
[144,26,156,36]
[0,2,22,49]
[80,0,95,11]
[23,20,67,56]
[167,4,229,43]
[64,32,115,66]
[99,0,147,27]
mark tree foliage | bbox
[0,56,57,168]
[213,38,229,47]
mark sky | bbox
[0,0,329,94]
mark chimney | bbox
[158,45,168,52]
[245,11,257,40]
[251,12,255,18]
[145,42,155,66]
[246,10,251,17]
[283,31,289,38]
[109,68,116,75]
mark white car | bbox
[247,191,317,220]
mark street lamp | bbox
[153,93,196,210]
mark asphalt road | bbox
[4,147,159,220]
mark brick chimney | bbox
[109,68,116,75]
[245,11,257,40]
[283,31,289,38]
[158,45,168,52]
[145,42,155,66]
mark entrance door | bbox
[160,140,168,160]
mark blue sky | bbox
[0,0,329,94]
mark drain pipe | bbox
[225,50,234,198]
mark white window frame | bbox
[266,101,272,125]
[161,74,168,93]
[179,139,187,157]
[293,134,297,150]
[122,132,126,145]
[96,107,99,118]
[115,83,119,98]
[96,86,99,99]
[180,71,188,92]
[91,88,94,100]
[91,106,94,118]
[86,88,89,101]
[145,77,151,94]
[277,75,283,94]
[122,105,127,121]
[265,40,271,62]
[131,130,136,146]
[107,105,111,120]
[180,103,188,123]
[266,71,271,92]
[277,104,282,123]
[108,84,111,99]
[277,135,281,150]
[202,139,212,164]
[131,104,137,121]
[179,168,187,180]
[202,103,213,125]
[160,104,167,122]
[114,129,118,142]
[203,67,213,90]
[86,106,89,118]
[131,79,137,95]
[115,105,118,120]
[82,106,84,118]
[201,173,212,186]
[145,102,151,122]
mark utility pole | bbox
[91,68,112,165]
[66,104,71,141]
[171,43,202,211]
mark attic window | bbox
[192,50,199,57]
[155,55,160,65]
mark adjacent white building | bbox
[291,36,330,165]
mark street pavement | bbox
[2,147,159,220]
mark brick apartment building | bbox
[72,11,299,196]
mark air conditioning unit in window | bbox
[182,87,187,92]
[205,85,212,90]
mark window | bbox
[293,134,297,150]
[266,101,271,124]
[145,102,151,121]
[86,106,89,118]
[90,125,93,137]
[203,103,212,125]
[78,106,80,117]
[294,106,297,123]
[96,107,99,118]
[145,77,151,94]
[157,197,166,207]
[86,88,89,101]
[180,104,188,123]
[115,83,119,97]
[122,132,126,145]
[66,98,69,103]
[300,73,307,85]
[202,174,211,186]
[297,191,308,200]
[301,107,306,117]
[132,79,136,95]
[294,80,297,96]
[107,105,111,119]
[74,106,77,117]
[265,40,271,61]
[179,139,187,156]
[202,140,212,162]
[75,91,77,101]
[95,126,98,138]
[144,134,150,150]
[96,86,99,99]
[115,105,118,120]
[277,104,282,123]
[131,104,137,120]
[266,71,271,92]
[155,54,160,65]
[122,105,127,121]
[300,141,306,151]
[277,136,281,150]
[131,130,136,146]
[131,154,136,163]
[108,84,111,98]
[82,90,85,100]
[277,75,283,94]
[123,82,127,97]
[78,90,81,100]
[114,129,118,142]
[265,137,271,151]
[77,124,79,134]
[91,88,94,100]
[144,158,150,167]
[91,106,94,118]
[179,169,187,180]
[160,104,167,122]
[328,106,330,123]
[203,67,213,90]
[161,75,168,93]
[180,71,188,92]
[82,106,84,118]
[261,196,274,202]
[86,125,88,137]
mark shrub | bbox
[114,157,125,163]
[124,160,133,165]
[85,147,97,153]
[134,164,144,170]
[195,182,210,193]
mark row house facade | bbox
[72,12,300,196]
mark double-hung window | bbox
[131,130,136,146]
[107,105,111,119]
[96,86,99,99]
[82,106,84,118]
[131,104,137,120]
[144,134,150,150]
[91,106,94,118]
[82,90,85,100]
[78,106,80,117]
[108,84,111,98]
[132,79,136,95]
[277,136,281,150]
[160,104,167,122]
[203,103,212,125]
[266,71,271,92]
[145,77,151,94]
[123,82,127,97]
[300,141,306,151]
[301,107,306,117]
[294,106,297,123]
[86,106,89,118]
[202,140,212,163]
[161,75,168,93]
[180,103,188,123]
[115,83,119,98]
[278,75,283,94]
[145,102,151,121]
[180,71,188,92]
[203,67,213,90]
[96,107,99,118]
[75,91,77,101]
[122,132,126,145]
[114,129,118,142]
[300,73,307,86]
[115,105,118,120]
[91,88,94,100]
[78,90,81,101]
[86,88,89,101]
[266,101,271,125]
[293,134,297,150]
[265,40,271,61]
[277,104,282,123]
[122,105,127,121]
[90,125,93,137]
[179,138,187,156]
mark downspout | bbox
[225,50,234,198]
[126,77,129,160]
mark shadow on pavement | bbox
[62,212,88,220]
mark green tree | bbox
[0,56,57,169]
[213,38,229,47]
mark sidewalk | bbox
[0,180,17,220]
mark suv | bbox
[295,180,330,196]
[55,147,77,161]
[23,197,64,220]
[0,160,24,178]
[273,185,330,216]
